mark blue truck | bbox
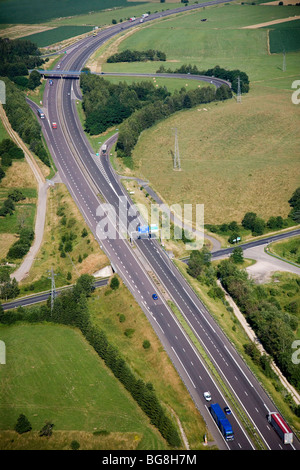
[210,403,234,441]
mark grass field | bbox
[18,26,93,47]
[0,278,211,450]
[0,0,137,24]
[104,3,300,225]
[103,4,300,80]
[269,236,300,265]
[0,322,166,449]
[129,85,300,225]
[268,19,300,53]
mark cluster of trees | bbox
[187,247,225,301]
[107,49,166,63]
[217,259,300,391]
[0,138,24,183]
[14,413,54,437]
[0,37,43,79]
[56,204,90,261]
[289,187,300,223]
[7,227,35,260]
[0,267,19,300]
[116,84,231,158]
[81,74,171,135]
[2,77,50,167]
[156,64,250,94]
[0,275,181,447]
[0,188,25,217]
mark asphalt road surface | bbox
[17,2,300,451]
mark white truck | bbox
[101,144,107,155]
[268,412,293,444]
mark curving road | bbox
[25,2,300,451]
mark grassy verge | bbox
[268,236,300,267]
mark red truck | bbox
[268,412,293,445]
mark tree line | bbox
[217,259,300,392]
[0,275,181,447]
[2,77,50,167]
[186,247,300,417]
[107,49,166,63]
[116,83,232,158]
[156,64,250,94]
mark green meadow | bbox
[0,322,166,449]
[103,3,300,225]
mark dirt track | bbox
[242,15,300,29]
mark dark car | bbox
[152,294,158,300]
[224,406,231,415]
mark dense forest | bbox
[0,37,44,89]
[81,74,171,135]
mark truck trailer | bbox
[210,403,234,441]
[268,412,293,445]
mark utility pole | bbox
[236,76,242,104]
[282,49,286,72]
[172,127,181,170]
[48,267,57,313]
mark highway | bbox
[20,2,300,450]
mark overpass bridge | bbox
[33,69,232,88]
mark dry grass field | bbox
[131,85,300,225]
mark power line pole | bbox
[48,267,57,313]
[172,127,181,170]
[236,76,242,103]
[282,49,286,72]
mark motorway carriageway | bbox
[28,2,299,451]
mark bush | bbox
[70,440,80,450]
[143,339,151,349]
[15,414,32,434]
[110,276,120,290]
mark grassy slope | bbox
[269,236,300,265]
[0,279,210,450]
[105,3,300,224]
[0,322,166,450]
